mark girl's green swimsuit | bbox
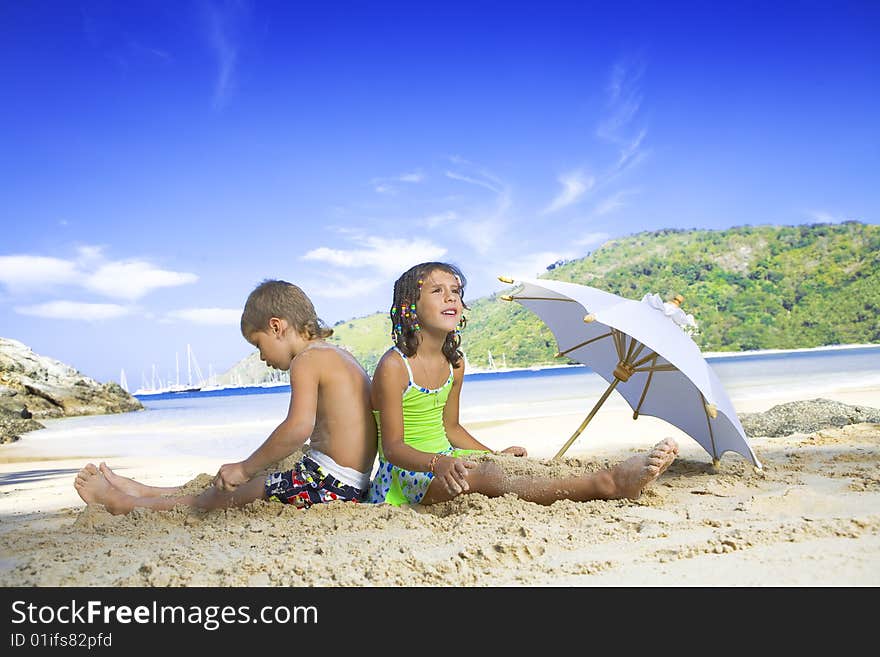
[366,347,484,505]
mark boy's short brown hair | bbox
[240,280,333,340]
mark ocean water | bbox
[20,345,880,461]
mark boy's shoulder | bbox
[292,340,363,373]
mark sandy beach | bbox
[0,381,878,587]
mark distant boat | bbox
[133,344,205,395]
[119,368,129,392]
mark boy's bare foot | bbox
[98,462,156,497]
[74,465,135,515]
[607,438,678,500]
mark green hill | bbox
[329,221,880,374]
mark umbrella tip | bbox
[671,294,684,307]
[500,295,513,302]
[705,403,718,419]
[583,313,596,323]
[498,275,514,284]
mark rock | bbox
[739,398,880,437]
[0,415,43,444]
[0,337,144,443]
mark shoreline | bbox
[701,342,880,359]
[128,342,880,394]
[465,341,880,376]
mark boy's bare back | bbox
[291,341,377,474]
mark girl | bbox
[367,261,679,506]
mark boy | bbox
[74,280,378,514]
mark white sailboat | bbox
[119,368,129,392]
[133,344,205,395]
[167,344,203,393]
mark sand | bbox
[0,386,878,587]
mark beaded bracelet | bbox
[429,453,441,474]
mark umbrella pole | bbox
[554,378,620,459]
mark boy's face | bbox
[248,323,293,371]
[416,269,463,333]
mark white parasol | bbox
[499,276,761,469]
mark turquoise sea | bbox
[19,345,880,462]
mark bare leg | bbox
[422,438,679,505]
[74,465,267,515]
[98,462,184,497]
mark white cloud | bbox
[543,170,594,214]
[15,300,131,320]
[421,211,458,229]
[592,189,638,216]
[371,170,425,193]
[0,256,80,291]
[594,56,649,183]
[498,251,578,281]
[305,273,387,300]
[0,251,198,301]
[166,307,241,325]
[462,218,504,255]
[614,129,647,174]
[445,160,512,253]
[85,261,198,300]
[201,0,247,109]
[574,232,611,248]
[445,170,504,195]
[597,56,646,143]
[303,236,447,276]
[75,245,105,262]
[807,210,852,224]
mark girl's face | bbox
[416,269,463,333]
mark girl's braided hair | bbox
[390,262,468,367]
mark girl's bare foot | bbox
[74,464,135,515]
[608,438,678,500]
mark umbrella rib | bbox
[627,341,647,364]
[612,329,626,360]
[557,331,613,357]
[511,295,579,303]
[633,354,658,417]
[624,336,639,362]
[632,350,661,368]
[633,364,678,373]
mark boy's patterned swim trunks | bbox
[265,456,364,509]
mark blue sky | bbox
[1,1,878,388]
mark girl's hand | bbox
[498,446,528,457]
[433,455,476,496]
